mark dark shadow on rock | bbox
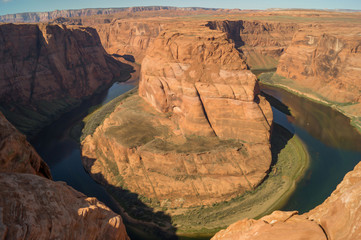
[205,21,245,49]
[261,91,292,116]
[113,54,136,63]
[82,157,178,240]
[270,123,294,166]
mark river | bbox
[31,82,135,214]
[31,80,361,238]
[260,84,361,213]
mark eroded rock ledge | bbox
[82,24,273,209]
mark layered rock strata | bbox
[82,25,273,209]
[212,161,361,240]
[276,25,361,104]
[95,20,164,62]
[139,28,272,143]
[0,23,131,135]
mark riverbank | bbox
[259,72,361,134]
[174,123,310,237]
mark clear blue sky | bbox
[1,0,361,15]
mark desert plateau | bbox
[0,2,360,240]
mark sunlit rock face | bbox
[140,27,273,143]
[276,25,361,104]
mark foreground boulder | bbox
[212,161,361,240]
[0,173,129,240]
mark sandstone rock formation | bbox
[82,24,273,209]
[212,161,361,240]
[0,112,51,178]
[95,19,164,62]
[206,20,299,69]
[140,27,272,143]
[0,23,132,135]
[0,173,129,240]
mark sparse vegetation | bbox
[81,87,138,142]
[0,97,80,136]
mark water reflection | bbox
[262,85,361,151]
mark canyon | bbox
[0,7,360,240]
[0,111,129,240]
[0,22,132,136]
[82,23,273,210]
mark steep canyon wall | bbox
[0,23,132,135]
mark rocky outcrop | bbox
[0,173,129,240]
[207,20,299,69]
[82,25,272,209]
[0,23,132,135]
[212,161,361,240]
[276,25,361,104]
[0,112,51,178]
[140,27,272,142]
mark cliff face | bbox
[212,161,361,240]
[0,23,131,135]
[206,20,299,69]
[82,25,272,209]
[0,112,51,178]
[95,20,163,62]
[276,25,361,104]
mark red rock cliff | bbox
[276,25,361,104]
[140,27,273,142]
